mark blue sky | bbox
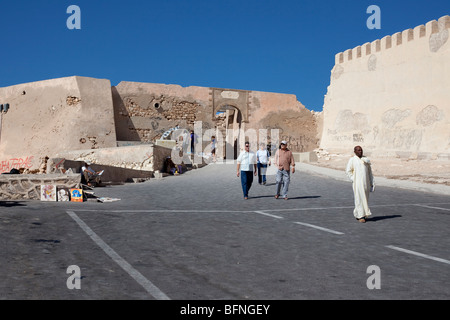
[0,0,448,111]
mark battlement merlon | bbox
[335,15,450,64]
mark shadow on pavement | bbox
[368,215,402,222]
[0,201,27,207]
[250,195,321,200]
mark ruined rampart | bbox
[320,15,450,159]
[113,81,320,154]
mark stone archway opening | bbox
[215,104,242,159]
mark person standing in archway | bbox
[211,135,217,162]
[189,130,196,154]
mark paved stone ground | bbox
[0,161,449,302]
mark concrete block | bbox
[155,140,176,149]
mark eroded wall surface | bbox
[0,76,117,173]
[320,15,450,158]
[250,90,321,152]
[112,82,212,143]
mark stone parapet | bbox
[335,15,450,64]
[0,173,81,200]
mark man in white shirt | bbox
[236,142,257,199]
[81,161,103,187]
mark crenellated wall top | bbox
[335,15,450,64]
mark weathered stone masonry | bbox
[112,81,320,154]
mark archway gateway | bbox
[211,88,250,160]
[215,104,242,159]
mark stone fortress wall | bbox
[320,15,450,159]
[0,77,320,174]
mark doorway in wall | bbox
[215,105,242,159]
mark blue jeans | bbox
[276,169,290,198]
[257,163,268,184]
[240,170,254,198]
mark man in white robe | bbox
[345,146,375,223]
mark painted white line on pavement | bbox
[413,204,450,212]
[253,211,284,219]
[66,210,170,300]
[268,206,354,212]
[386,245,450,266]
[267,203,450,213]
[293,222,344,235]
[68,202,450,214]
[66,205,385,214]
[72,209,247,213]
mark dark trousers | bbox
[240,170,254,198]
[257,163,268,184]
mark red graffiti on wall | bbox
[0,156,34,173]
